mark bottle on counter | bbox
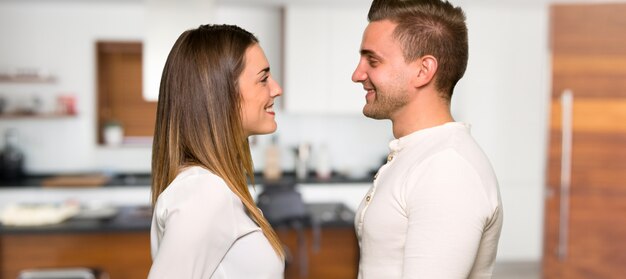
[263,135,282,181]
[315,143,332,180]
[0,128,25,182]
[294,142,310,180]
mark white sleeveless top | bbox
[149,166,284,279]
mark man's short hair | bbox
[368,0,468,100]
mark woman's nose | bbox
[271,78,282,97]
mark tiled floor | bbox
[493,261,541,279]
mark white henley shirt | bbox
[355,122,503,279]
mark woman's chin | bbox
[246,123,277,136]
[266,121,278,133]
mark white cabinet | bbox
[284,5,370,114]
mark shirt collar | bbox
[388,122,470,153]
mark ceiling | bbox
[216,0,626,4]
[2,0,625,4]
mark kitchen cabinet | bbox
[0,225,358,279]
[279,227,358,279]
[544,4,626,278]
[0,199,362,279]
[0,231,151,279]
[283,5,369,115]
[0,206,153,279]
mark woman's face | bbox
[239,44,282,137]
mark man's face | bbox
[352,20,413,120]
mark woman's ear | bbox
[412,55,438,88]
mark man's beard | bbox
[363,86,409,120]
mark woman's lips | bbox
[265,104,275,115]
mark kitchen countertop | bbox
[0,173,152,188]
[0,206,152,234]
[0,202,355,234]
[0,171,375,188]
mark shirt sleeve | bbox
[402,149,491,279]
[148,174,238,279]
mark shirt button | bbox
[366,195,371,202]
[387,154,394,162]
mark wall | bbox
[0,1,550,262]
[0,1,146,173]
[0,1,393,175]
[454,3,550,261]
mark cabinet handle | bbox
[558,89,573,260]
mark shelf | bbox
[0,112,76,119]
[0,75,56,84]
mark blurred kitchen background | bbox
[0,0,624,278]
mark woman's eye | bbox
[261,76,269,83]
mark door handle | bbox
[558,89,573,260]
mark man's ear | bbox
[412,55,438,88]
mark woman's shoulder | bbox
[174,165,222,182]
[153,166,258,236]
[158,166,236,205]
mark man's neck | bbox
[390,95,454,139]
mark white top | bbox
[355,122,503,279]
[149,166,284,279]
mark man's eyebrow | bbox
[360,49,381,59]
[257,67,270,75]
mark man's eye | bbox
[367,59,379,67]
[261,76,269,83]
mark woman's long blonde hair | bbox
[151,24,284,259]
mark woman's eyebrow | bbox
[257,67,270,75]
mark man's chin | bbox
[363,107,388,120]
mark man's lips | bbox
[364,88,375,102]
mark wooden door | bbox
[544,4,626,279]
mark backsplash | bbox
[0,112,392,175]
[251,114,393,176]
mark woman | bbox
[148,24,284,279]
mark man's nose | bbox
[352,65,366,83]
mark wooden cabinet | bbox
[284,5,369,115]
[544,4,626,278]
[278,227,359,279]
[0,232,152,279]
[0,227,358,279]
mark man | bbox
[352,0,503,278]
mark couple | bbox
[148,0,503,278]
